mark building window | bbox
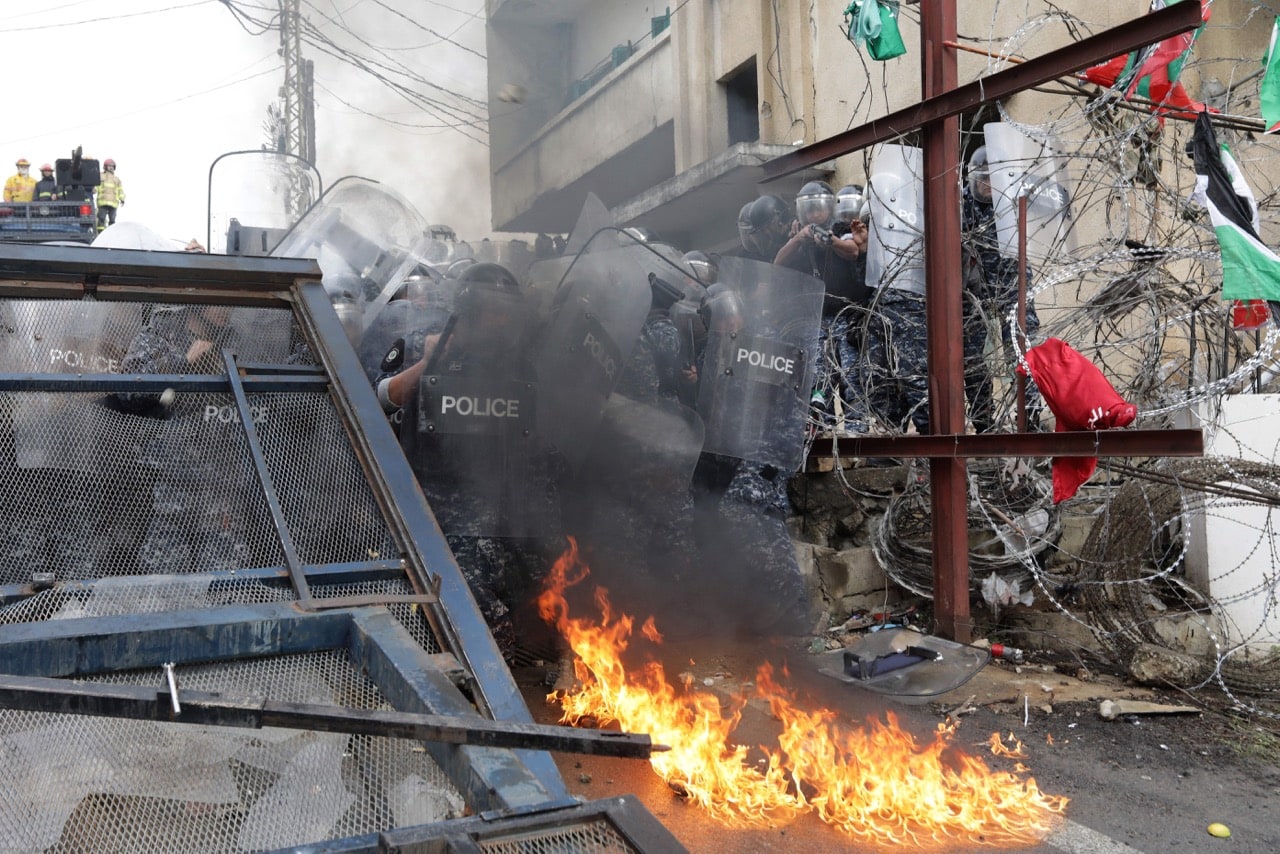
[723,59,759,145]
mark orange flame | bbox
[539,539,1068,846]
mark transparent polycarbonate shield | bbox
[532,201,652,473]
[561,193,614,257]
[696,256,823,472]
[208,151,321,255]
[5,299,140,474]
[582,394,705,494]
[817,629,990,704]
[401,283,552,539]
[865,143,925,295]
[356,272,457,386]
[983,122,1077,264]
[270,178,430,336]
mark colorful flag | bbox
[1081,0,1213,120]
[1261,17,1280,133]
[1189,111,1280,303]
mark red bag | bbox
[1017,338,1137,503]
[1232,299,1270,330]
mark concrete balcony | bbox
[491,31,674,233]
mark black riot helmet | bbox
[747,194,792,258]
[440,262,525,366]
[450,262,521,321]
[795,181,836,226]
[456,261,519,291]
[835,184,867,224]
[699,283,746,335]
[683,249,719,285]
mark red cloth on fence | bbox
[1017,338,1137,503]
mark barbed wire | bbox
[805,2,1280,716]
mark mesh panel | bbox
[0,298,399,583]
[0,293,484,849]
[0,651,463,853]
[478,819,638,854]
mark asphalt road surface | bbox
[515,632,1280,853]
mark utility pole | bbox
[279,0,316,164]
[277,0,316,220]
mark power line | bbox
[0,0,213,32]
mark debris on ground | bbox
[1098,698,1201,721]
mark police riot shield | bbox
[5,298,142,474]
[355,269,458,386]
[582,394,705,498]
[982,122,1077,265]
[865,143,926,295]
[270,178,430,340]
[208,150,322,256]
[402,279,555,539]
[531,200,653,473]
[696,256,823,472]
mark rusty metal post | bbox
[920,1,971,642]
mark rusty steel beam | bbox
[761,1,1204,181]
[808,429,1205,460]
[920,2,971,642]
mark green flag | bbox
[1190,112,1280,303]
[1262,17,1280,133]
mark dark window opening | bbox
[723,59,759,145]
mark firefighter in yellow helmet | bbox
[4,158,36,203]
[95,158,124,230]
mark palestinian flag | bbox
[1189,111,1280,307]
[1262,17,1280,133]
[1081,0,1213,120]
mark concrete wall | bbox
[490,33,676,230]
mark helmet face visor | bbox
[835,189,865,223]
[796,194,835,225]
[967,148,991,203]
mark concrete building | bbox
[484,1,1274,252]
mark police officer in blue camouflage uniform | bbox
[862,145,931,434]
[774,181,871,433]
[961,146,1043,432]
[692,265,822,634]
[0,299,139,581]
[379,263,561,660]
[111,305,292,573]
[567,269,703,601]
